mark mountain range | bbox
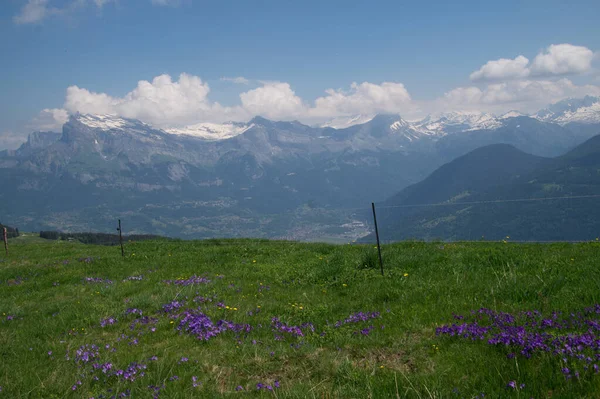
[1,96,599,241]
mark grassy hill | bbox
[2,239,600,397]
[370,134,600,242]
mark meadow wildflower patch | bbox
[177,309,252,341]
[437,305,600,380]
[163,275,211,286]
[3,240,600,397]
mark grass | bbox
[2,238,600,397]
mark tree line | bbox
[39,231,168,245]
[0,223,20,238]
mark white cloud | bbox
[93,0,114,7]
[442,86,484,107]
[469,44,596,82]
[13,0,104,25]
[438,78,600,113]
[221,77,250,85]
[27,53,600,132]
[64,73,227,126]
[309,81,415,120]
[13,0,53,24]
[470,55,530,81]
[55,74,423,126]
[29,108,69,131]
[531,44,595,76]
[52,72,600,127]
[64,86,115,115]
[239,82,306,121]
[151,0,181,5]
[119,74,214,124]
[14,0,180,24]
[0,131,29,150]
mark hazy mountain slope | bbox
[383,144,545,206]
[369,135,600,242]
[435,117,580,158]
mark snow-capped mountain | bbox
[68,96,600,146]
[410,111,501,135]
[321,112,502,134]
[320,114,375,129]
[75,113,152,132]
[499,110,526,119]
[318,97,600,133]
[353,114,436,144]
[75,114,254,142]
[534,96,600,125]
[164,122,253,141]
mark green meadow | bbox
[2,237,600,398]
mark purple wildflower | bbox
[334,311,381,328]
[176,309,251,341]
[100,317,117,327]
[163,275,211,286]
[271,317,314,338]
[83,277,113,285]
[124,308,143,316]
[438,305,600,379]
[162,300,185,314]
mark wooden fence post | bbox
[117,219,124,257]
[3,227,8,256]
[371,203,384,276]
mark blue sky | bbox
[1,0,600,148]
